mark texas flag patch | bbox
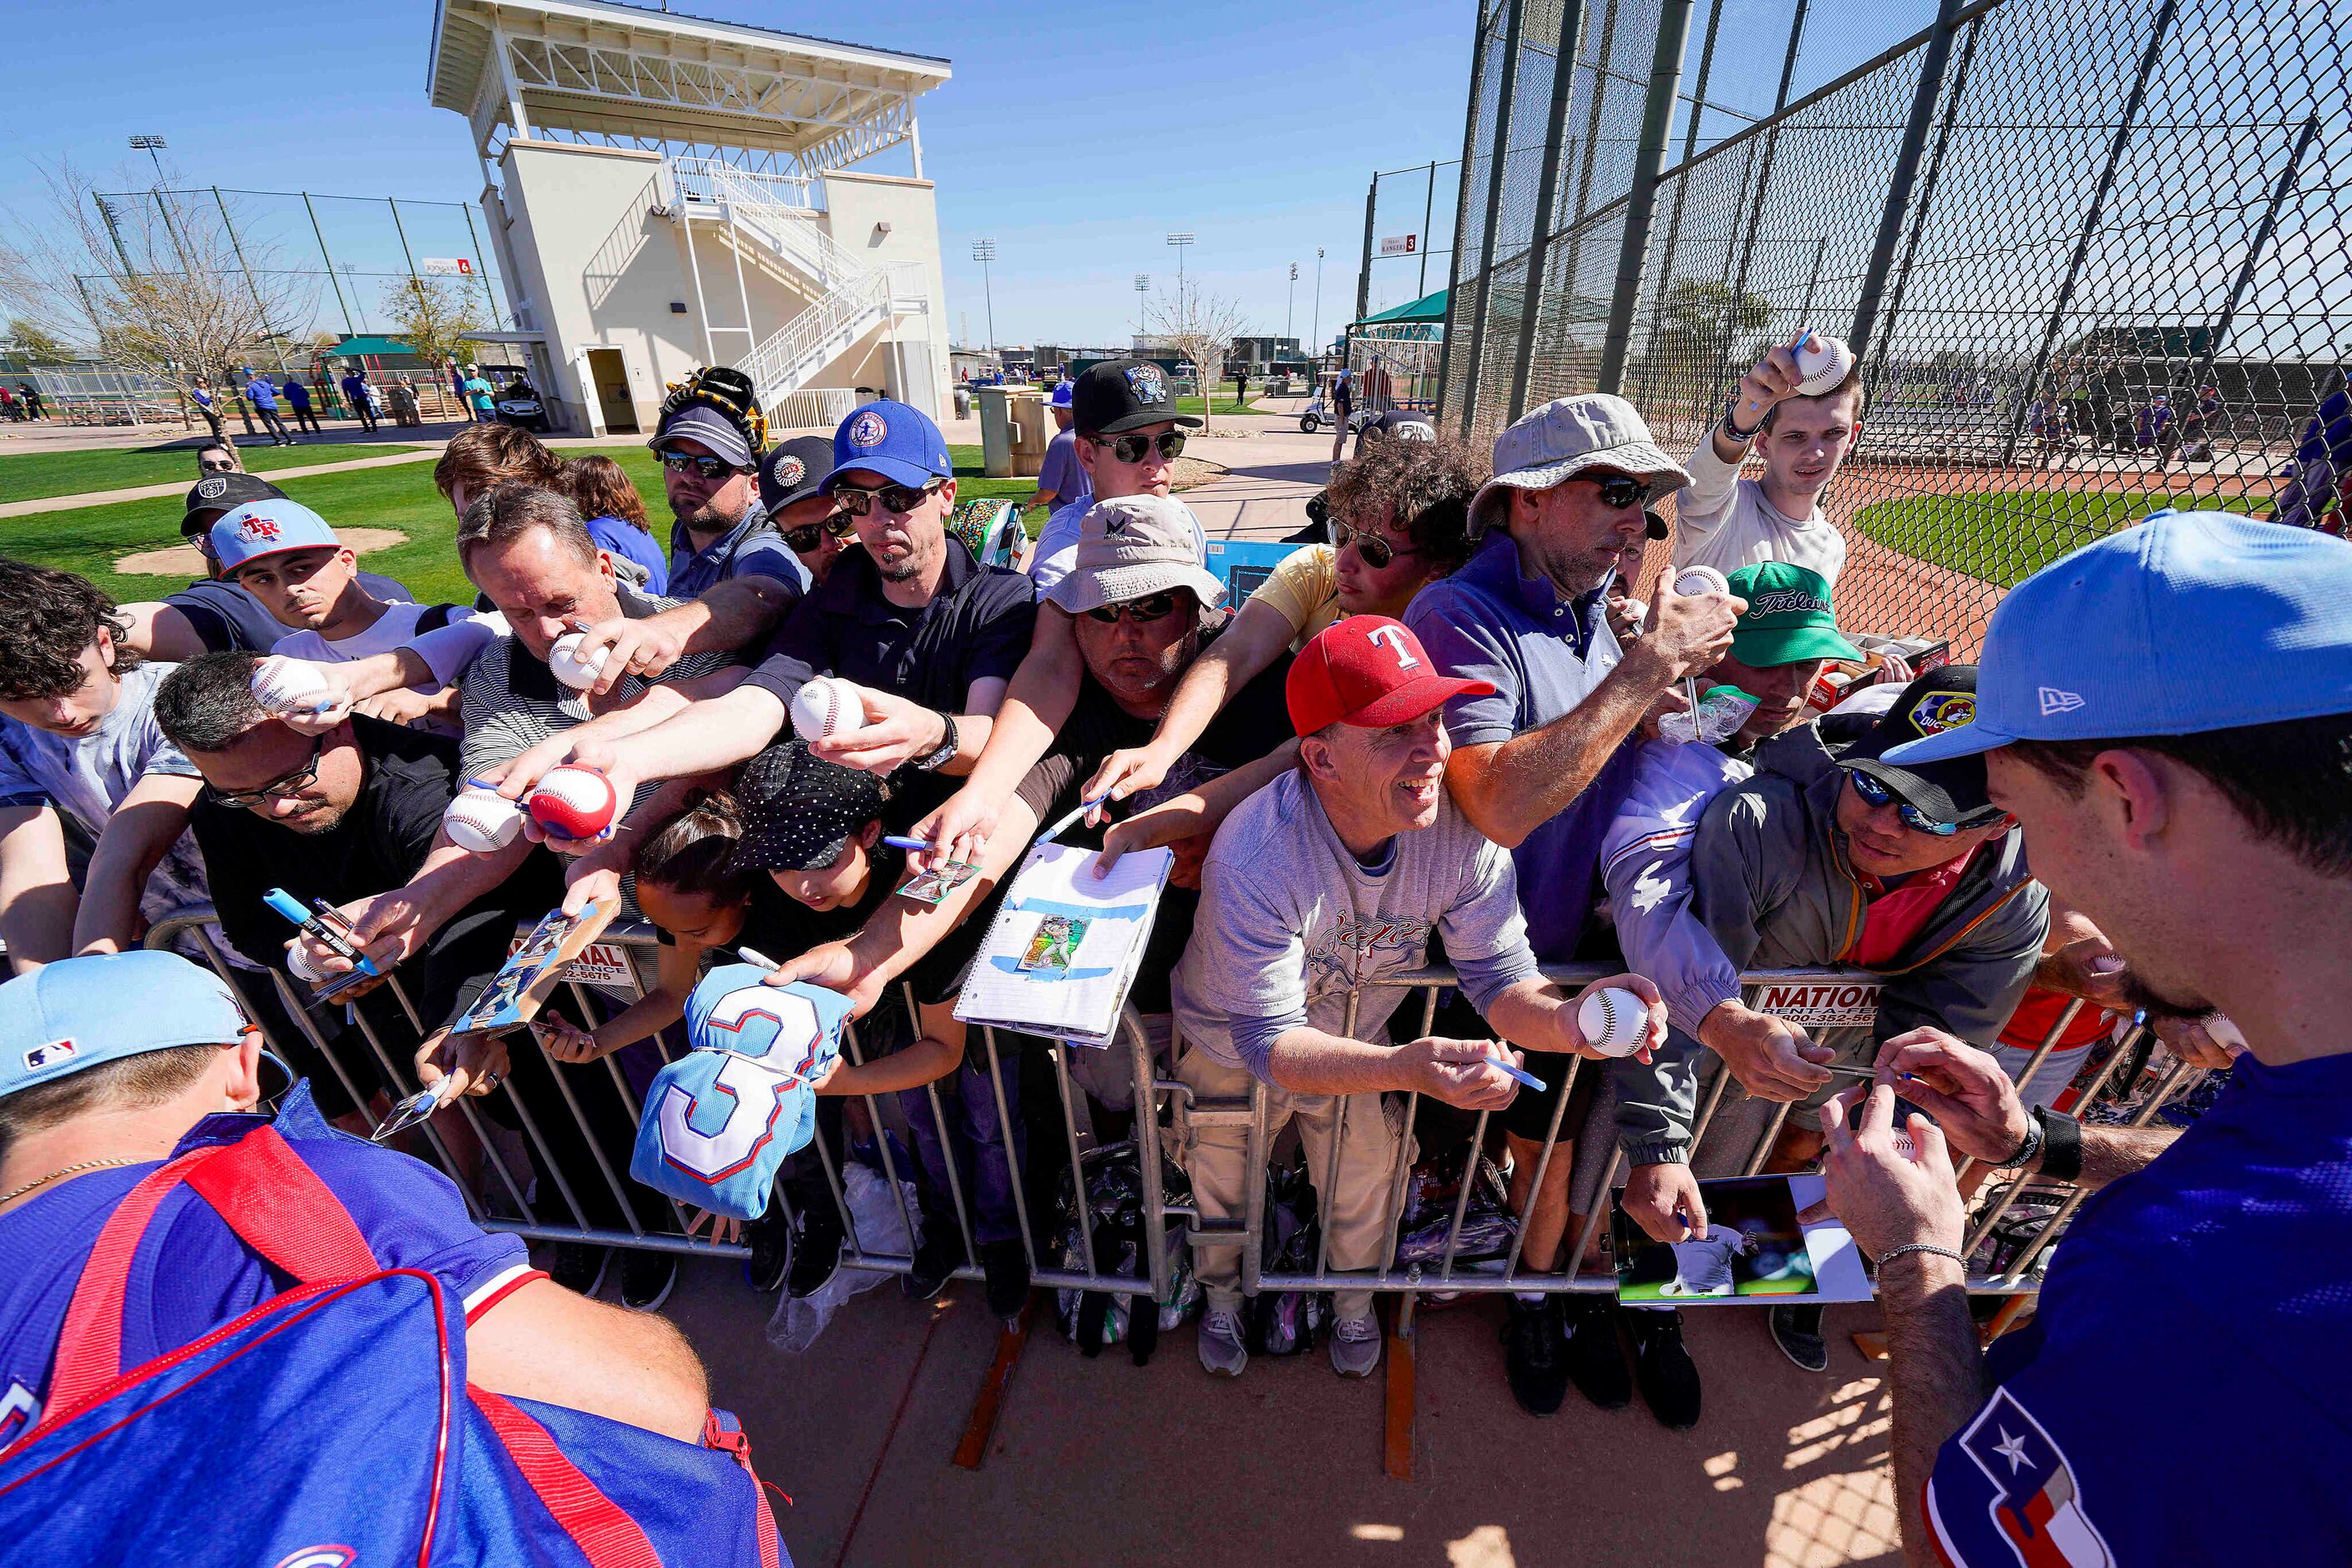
[1939,1387,2114,1566]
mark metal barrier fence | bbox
[1442,0,2352,655]
[149,903,2186,1323]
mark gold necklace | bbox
[0,1156,142,1206]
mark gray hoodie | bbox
[1607,723,2049,1165]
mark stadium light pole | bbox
[127,134,194,281]
[128,134,170,186]
[1312,246,1326,367]
[1166,232,1193,302]
[1133,273,1150,343]
[971,238,998,352]
[1287,261,1299,344]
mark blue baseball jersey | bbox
[1925,1050,2352,1565]
[0,1083,530,1447]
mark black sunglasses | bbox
[199,457,237,473]
[1090,431,1186,464]
[1082,590,1183,625]
[832,479,942,518]
[1845,768,1961,837]
[658,451,747,481]
[1577,473,1657,512]
[1332,519,1425,571]
[781,510,857,552]
[206,737,326,812]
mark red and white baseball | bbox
[250,655,341,716]
[1577,987,1651,1057]
[1671,564,1730,599]
[547,632,609,691]
[443,787,525,853]
[527,765,619,840]
[1793,331,1855,397]
[789,675,867,745]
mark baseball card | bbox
[1015,913,1089,977]
[895,858,982,906]
[448,894,620,1037]
[1611,1174,1871,1305]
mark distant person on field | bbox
[1330,364,1354,463]
[461,365,497,424]
[18,382,44,420]
[281,375,320,435]
[241,367,293,447]
[341,367,379,433]
[1679,332,1861,585]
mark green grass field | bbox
[1852,487,2264,587]
[1169,396,1289,417]
[0,443,1041,609]
[0,443,428,504]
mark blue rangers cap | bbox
[1887,511,2352,766]
[629,967,854,1221]
[824,399,953,493]
[0,952,253,1100]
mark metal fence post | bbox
[1356,173,1379,328]
[1436,0,1500,428]
[1706,0,1811,398]
[1418,159,1439,299]
[1855,14,1982,393]
[302,192,358,338]
[1505,0,1594,420]
[2000,0,2183,463]
[1634,0,1728,409]
[1457,0,1528,438]
[211,186,292,379]
[1550,0,1626,382]
[1596,0,1699,393]
[1847,0,1975,367]
[460,204,507,331]
[2193,113,2322,395]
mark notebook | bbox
[953,839,1175,1047]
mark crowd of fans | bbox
[3,342,2345,1565]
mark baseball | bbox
[1671,564,1730,599]
[526,764,620,840]
[1792,331,1855,397]
[286,938,330,984]
[443,787,525,853]
[250,655,339,716]
[1577,986,1651,1057]
[789,675,868,745]
[547,631,609,691]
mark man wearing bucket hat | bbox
[1815,513,2352,1563]
[1403,393,1739,1413]
[0,951,713,1446]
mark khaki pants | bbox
[1175,1047,1406,1323]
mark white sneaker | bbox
[1329,1314,1382,1378]
[1197,1308,1249,1378]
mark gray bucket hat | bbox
[1466,392,1692,538]
[1044,495,1227,616]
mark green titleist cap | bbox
[1726,561,1860,666]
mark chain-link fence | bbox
[1443,0,2352,652]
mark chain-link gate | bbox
[1443,0,2352,653]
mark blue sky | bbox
[3,0,1937,351]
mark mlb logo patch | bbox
[1124,365,1166,405]
[239,515,281,541]
[775,454,806,488]
[847,409,888,448]
[23,1038,76,1074]
[1909,690,1976,735]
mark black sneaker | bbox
[981,1238,1030,1322]
[549,1242,611,1297]
[903,1227,965,1301]
[620,1249,678,1313]
[744,1211,791,1294]
[1626,1307,1702,1430]
[1502,1297,1571,1416]
[787,1206,845,1299]
[1770,1303,1830,1373]
[1560,1294,1632,1410]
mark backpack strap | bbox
[46,1126,378,1418]
[470,1388,664,1568]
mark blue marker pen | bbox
[263,888,379,976]
[1491,1056,1546,1092]
[881,836,933,854]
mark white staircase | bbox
[664,158,927,416]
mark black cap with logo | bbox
[1071,360,1205,438]
[180,472,289,539]
[758,435,837,515]
[1838,665,2002,827]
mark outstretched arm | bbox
[69,774,201,956]
[1083,596,1297,807]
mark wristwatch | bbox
[910,711,960,772]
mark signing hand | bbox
[1699,1000,1836,1100]
[534,1015,608,1064]
[1565,974,1667,1064]
[1636,579,1743,685]
[1406,1037,1525,1112]
[913,786,1001,876]
[415,1027,512,1100]
[299,887,430,981]
[759,939,887,1018]
[353,685,456,728]
[1621,1161,1709,1246]
[1081,744,1175,817]
[1872,1026,2028,1164]
[1818,1084,1966,1260]
[2153,1011,2243,1071]
[570,613,690,699]
[260,658,356,736]
[812,685,946,775]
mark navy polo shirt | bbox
[1404,529,1641,962]
[746,534,1036,714]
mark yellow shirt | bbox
[1250,544,1343,649]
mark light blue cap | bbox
[0,952,251,1099]
[209,498,341,573]
[826,399,953,493]
[1886,511,2352,766]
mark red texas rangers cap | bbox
[1287,615,1495,734]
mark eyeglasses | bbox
[1577,473,1657,512]
[1090,431,1186,464]
[199,458,237,473]
[205,738,326,812]
[781,511,857,553]
[1332,519,1425,572]
[1846,768,1960,837]
[1081,590,1184,625]
[832,479,942,518]
[657,451,746,481]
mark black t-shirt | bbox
[167,571,416,654]
[190,714,559,1027]
[1009,622,1297,1012]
